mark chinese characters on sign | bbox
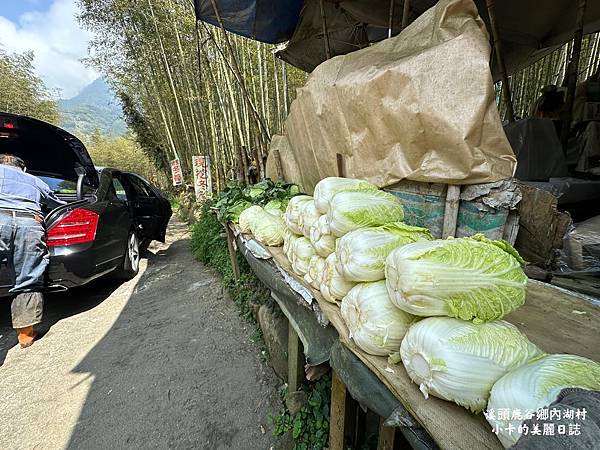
[486,407,587,438]
[192,155,212,202]
[171,159,183,186]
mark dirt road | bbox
[0,218,280,449]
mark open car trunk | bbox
[0,113,99,200]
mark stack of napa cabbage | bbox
[283,177,408,290]
[382,234,541,414]
[313,178,408,305]
[381,232,599,450]
[282,178,431,358]
[399,317,543,412]
[259,176,598,450]
[385,234,529,324]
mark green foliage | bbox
[190,200,268,321]
[85,132,169,190]
[77,0,309,189]
[0,47,59,124]
[167,193,181,211]
[215,179,300,222]
[272,373,332,450]
[118,92,171,172]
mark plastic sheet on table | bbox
[557,215,600,274]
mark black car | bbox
[0,112,172,297]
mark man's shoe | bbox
[17,326,37,348]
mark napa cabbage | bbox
[337,222,432,282]
[309,214,336,258]
[385,235,527,323]
[229,200,252,223]
[291,237,315,276]
[327,191,404,237]
[304,255,326,290]
[400,317,543,412]
[238,205,263,234]
[283,228,300,259]
[284,195,312,235]
[341,281,415,356]
[314,177,378,214]
[486,354,600,448]
[298,200,320,238]
[320,252,356,303]
[250,208,286,247]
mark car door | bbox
[122,174,166,241]
[93,174,132,269]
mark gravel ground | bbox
[0,218,281,450]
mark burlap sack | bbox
[282,0,516,193]
[265,134,307,188]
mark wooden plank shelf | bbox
[227,223,599,450]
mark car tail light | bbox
[47,208,99,247]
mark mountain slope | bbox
[59,79,127,137]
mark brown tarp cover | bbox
[278,0,600,78]
[267,0,516,192]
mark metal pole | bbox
[401,0,411,31]
[486,0,515,122]
[561,0,588,147]
[319,0,332,59]
[388,0,395,38]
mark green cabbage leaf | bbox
[385,236,527,323]
[400,317,543,412]
[337,222,432,282]
[327,190,404,237]
[487,354,600,447]
[313,177,378,214]
[341,281,415,356]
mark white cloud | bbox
[0,0,99,98]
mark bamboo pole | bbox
[273,55,282,132]
[486,0,515,122]
[207,0,271,140]
[561,0,587,147]
[146,0,194,154]
[388,0,395,38]
[401,0,410,30]
[319,0,332,59]
[282,60,289,117]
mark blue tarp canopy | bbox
[195,0,600,77]
[193,0,303,44]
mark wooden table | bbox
[228,225,599,450]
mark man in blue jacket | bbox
[0,153,64,347]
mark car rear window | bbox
[38,176,94,195]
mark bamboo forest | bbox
[1,1,600,449]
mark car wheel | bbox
[115,231,140,280]
[139,238,151,255]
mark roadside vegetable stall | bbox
[198,0,600,448]
[221,176,599,449]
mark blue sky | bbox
[2,0,55,22]
[0,0,99,98]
